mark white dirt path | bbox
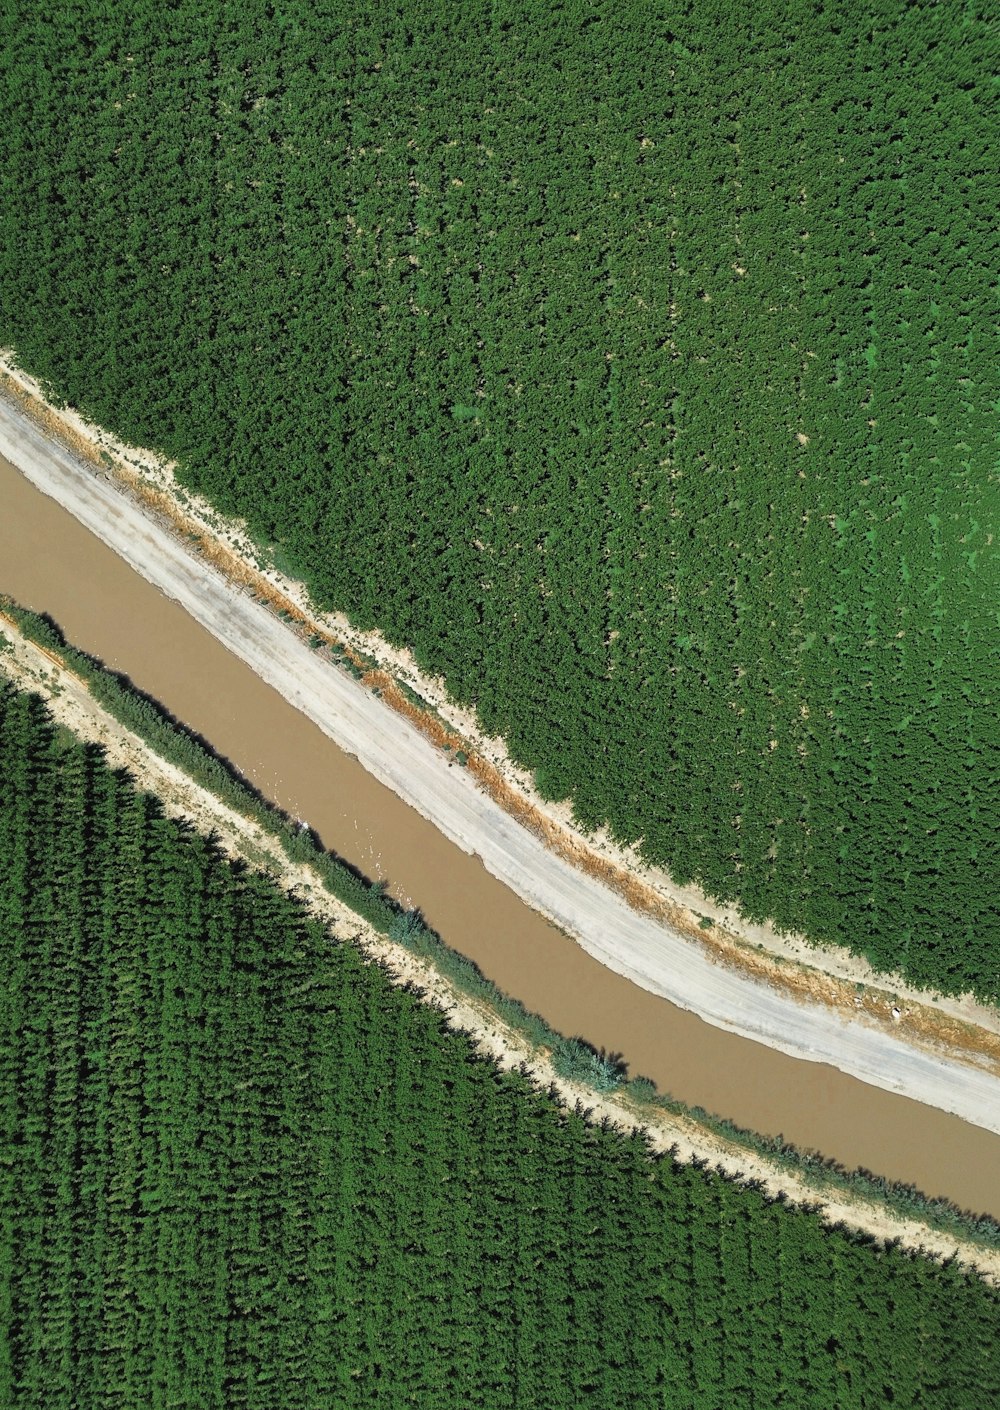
[2,394,1000,1139]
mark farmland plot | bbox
[2,678,1000,1408]
[0,2,996,997]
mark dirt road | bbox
[2,394,1000,1142]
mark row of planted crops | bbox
[2,675,999,1407]
[1,1,996,996]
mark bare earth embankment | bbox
[2,617,997,1285]
[2,371,1000,1140]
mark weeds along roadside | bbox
[3,595,1000,1262]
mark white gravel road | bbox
[2,395,998,1136]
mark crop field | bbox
[0,676,998,1408]
[0,3,997,998]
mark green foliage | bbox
[0,4,997,1000]
[551,1038,625,1093]
[387,907,425,944]
[2,676,1000,1408]
[626,1076,659,1103]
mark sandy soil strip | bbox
[1,373,1000,1138]
[2,617,996,1287]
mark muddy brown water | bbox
[2,451,999,1218]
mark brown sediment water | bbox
[2,450,999,1217]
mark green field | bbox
[1,676,999,1408]
[1,3,997,999]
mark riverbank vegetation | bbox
[2,675,1000,1408]
[6,598,1000,1255]
[0,4,996,1002]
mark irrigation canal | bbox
[2,449,998,1217]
